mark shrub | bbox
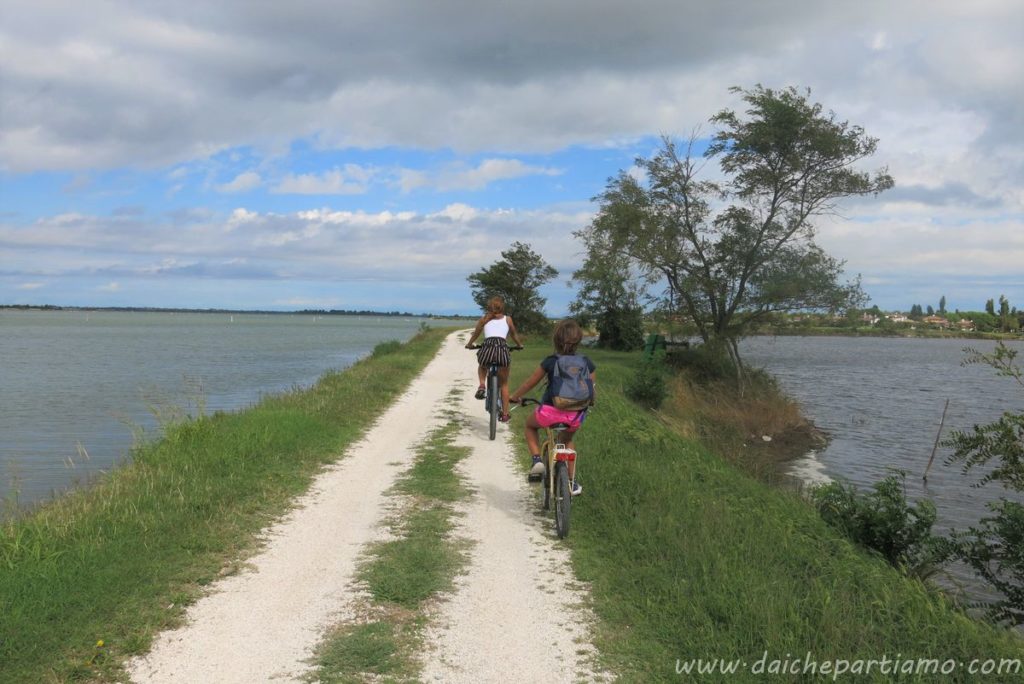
[810,470,944,578]
[371,340,402,357]
[665,343,735,382]
[625,354,668,409]
[941,342,1024,625]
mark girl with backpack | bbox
[466,296,524,422]
[510,319,596,495]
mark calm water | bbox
[1,310,457,510]
[742,335,1024,605]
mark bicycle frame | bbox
[519,397,583,538]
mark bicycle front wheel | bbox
[487,371,498,440]
[554,461,571,539]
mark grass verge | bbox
[508,343,1023,682]
[659,365,827,484]
[0,328,452,683]
[310,392,470,682]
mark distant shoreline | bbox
[751,326,1024,342]
[0,304,475,319]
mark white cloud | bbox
[227,207,259,228]
[431,203,479,222]
[16,281,45,289]
[0,203,589,284]
[393,159,561,192]
[272,166,374,195]
[98,282,121,291]
[217,170,262,193]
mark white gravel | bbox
[128,330,608,683]
[420,371,608,683]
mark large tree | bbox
[467,241,557,333]
[568,229,645,351]
[580,85,893,372]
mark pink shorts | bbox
[534,404,586,433]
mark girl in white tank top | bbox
[483,316,510,339]
[466,296,524,419]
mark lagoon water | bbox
[742,335,1024,606]
[1,309,459,511]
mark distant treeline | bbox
[0,304,465,318]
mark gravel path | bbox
[421,372,607,682]
[128,330,606,683]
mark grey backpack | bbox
[550,355,594,411]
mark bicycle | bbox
[468,344,522,440]
[517,397,585,539]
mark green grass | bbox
[311,395,470,682]
[0,328,452,683]
[314,621,410,684]
[508,343,1024,682]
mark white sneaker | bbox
[570,480,583,496]
[528,458,545,481]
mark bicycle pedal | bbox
[527,473,543,483]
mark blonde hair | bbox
[552,319,583,355]
[484,295,505,322]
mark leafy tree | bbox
[998,295,1013,332]
[939,295,947,314]
[926,304,935,316]
[943,342,1024,625]
[985,298,996,316]
[569,231,645,351]
[910,304,923,319]
[963,311,999,333]
[580,85,892,375]
[467,241,557,333]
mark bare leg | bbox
[477,364,486,387]
[524,410,542,455]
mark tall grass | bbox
[0,328,451,683]
[508,345,1023,682]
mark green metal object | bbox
[643,333,667,357]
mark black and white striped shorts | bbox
[476,337,511,367]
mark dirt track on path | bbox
[128,330,606,683]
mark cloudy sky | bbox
[1,0,1021,315]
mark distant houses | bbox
[921,314,951,328]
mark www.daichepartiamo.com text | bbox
[675,652,1022,679]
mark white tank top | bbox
[483,316,509,339]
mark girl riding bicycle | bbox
[510,319,596,495]
[465,295,524,422]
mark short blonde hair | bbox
[552,319,583,355]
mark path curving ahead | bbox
[128,330,606,683]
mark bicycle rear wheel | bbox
[487,370,498,440]
[554,461,571,538]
